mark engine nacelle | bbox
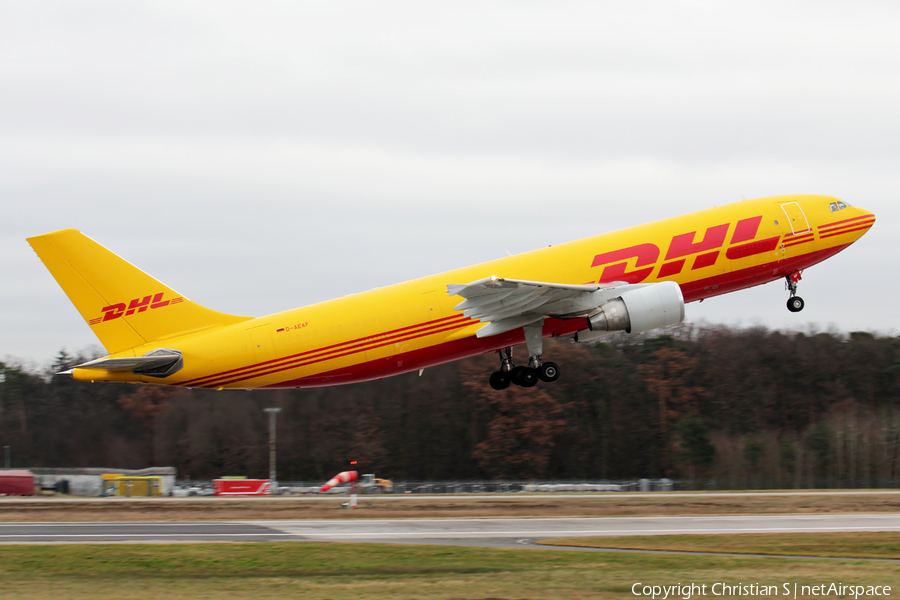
[587,281,685,334]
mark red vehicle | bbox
[213,479,270,496]
[0,470,35,496]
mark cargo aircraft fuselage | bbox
[27,194,875,390]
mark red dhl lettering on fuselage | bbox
[87,292,184,326]
[591,215,783,283]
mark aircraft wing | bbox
[446,276,633,337]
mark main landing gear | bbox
[488,348,560,390]
[786,271,805,313]
[488,322,560,390]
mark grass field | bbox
[2,495,898,598]
[3,491,900,522]
[538,531,900,559]
[0,539,897,600]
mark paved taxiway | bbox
[2,514,900,546]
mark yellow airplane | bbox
[27,194,874,391]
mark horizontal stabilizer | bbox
[67,349,184,379]
[71,352,181,373]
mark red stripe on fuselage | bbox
[783,236,815,248]
[200,318,475,388]
[818,214,873,231]
[179,314,469,387]
[818,221,875,240]
[265,328,529,388]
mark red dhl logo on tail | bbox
[591,216,783,283]
[87,292,183,326]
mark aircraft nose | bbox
[817,206,875,242]
[859,208,876,230]
[849,207,876,237]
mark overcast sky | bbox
[2,1,898,367]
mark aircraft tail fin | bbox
[27,229,252,355]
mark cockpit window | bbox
[837,201,847,210]
[829,202,839,212]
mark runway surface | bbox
[2,513,899,546]
[6,490,900,503]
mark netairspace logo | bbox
[632,582,892,599]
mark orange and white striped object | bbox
[320,470,358,493]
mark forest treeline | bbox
[1,324,899,488]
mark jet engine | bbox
[586,281,684,334]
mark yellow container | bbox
[110,476,163,497]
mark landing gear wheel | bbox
[519,368,538,387]
[510,366,528,386]
[538,362,560,383]
[489,371,511,390]
[787,296,805,313]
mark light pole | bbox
[263,408,281,493]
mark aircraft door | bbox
[780,202,811,236]
[248,324,275,362]
[420,290,444,322]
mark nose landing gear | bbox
[786,271,805,313]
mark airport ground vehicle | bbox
[360,474,393,493]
